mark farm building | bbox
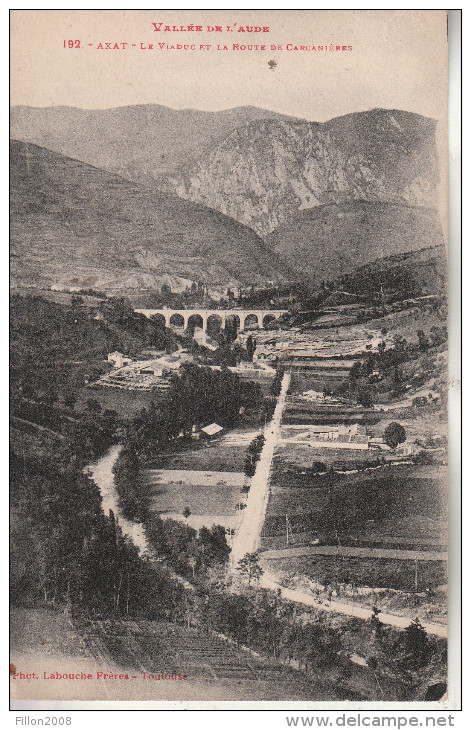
[337,423,368,444]
[107,352,132,368]
[201,423,224,440]
[139,365,164,376]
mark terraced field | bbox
[11,609,368,701]
[77,618,359,700]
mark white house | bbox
[337,423,368,444]
[107,352,132,368]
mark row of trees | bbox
[113,444,149,522]
[243,434,266,479]
[270,365,285,398]
[348,333,427,379]
[11,416,444,701]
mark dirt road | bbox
[229,372,291,570]
[259,569,447,639]
[260,545,447,562]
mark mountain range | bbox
[10,104,291,183]
[10,140,290,293]
[156,109,440,236]
[10,104,445,293]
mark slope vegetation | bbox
[265,201,444,283]
[10,140,290,292]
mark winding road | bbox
[260,569,447,639]
[88,409,447,641]
[86,444,149,554]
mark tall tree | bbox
[236,553,264,587]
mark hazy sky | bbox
[10,9,448,122]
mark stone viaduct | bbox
[135,308,289,341]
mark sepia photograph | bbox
[9,9,456,710]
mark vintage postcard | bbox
[10,9,455,709]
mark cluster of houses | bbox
[300,390,343,404]
[107,352,132,368]
[99,351,194,391]
[247,327,392,368]
[103,352,231,442]
[284,423,405,452]
[303,423,370,450]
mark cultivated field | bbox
[264,462,447,550]
[142,428,262,526]
[275,442,388,469]
[76,384,164,417]
[262,452,447,624]
[154,441,248,472]
[144,468,244,523]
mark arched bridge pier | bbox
[135,308,289,344]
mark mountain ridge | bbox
[157,109,440,235]
[265,200,444,284]
[10,140,292,293]
[10,103,295,182]
[11,105,440,236]
[10,105,443,293]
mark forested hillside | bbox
[10,294,175,399]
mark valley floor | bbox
[10,292,449,704]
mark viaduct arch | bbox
[136,307,289,343]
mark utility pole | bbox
[286,514,294,545]
[414,557,418,592]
